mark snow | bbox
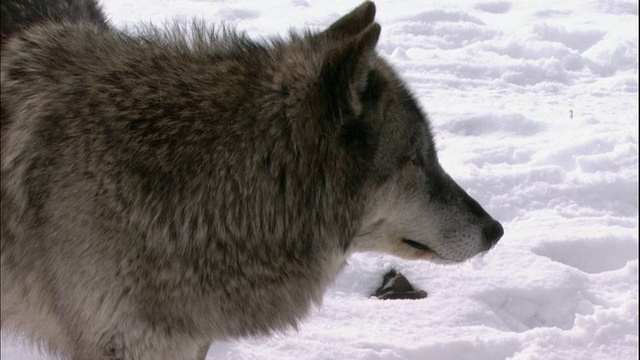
[1,0,638,359]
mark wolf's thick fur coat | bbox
[1,1,503,359]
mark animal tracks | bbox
[440,113,545,137]
[477,285,590,332]
[532,236,638,274]
[474,234,637,335]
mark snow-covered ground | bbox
[2,0,638,359]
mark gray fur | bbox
[1,0,109,46]
[0,1,503,359]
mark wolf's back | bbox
[1,0,109,47]
[0,0,109,135]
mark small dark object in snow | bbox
[372,269,427,300]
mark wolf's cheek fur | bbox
[351,162,496,263]
[352,164,441,259]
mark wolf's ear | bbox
[321,1,376,40]
[320,22,381,116]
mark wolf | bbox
[1,1,504,359]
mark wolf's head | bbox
[305,2,504,263]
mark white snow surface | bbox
[1,0,638,359]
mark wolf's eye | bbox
[411,152,424,168]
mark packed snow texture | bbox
[1,0,638,359]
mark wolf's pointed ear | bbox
[321,1,376,40]
[320,22,381,116]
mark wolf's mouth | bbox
[402,238,434,252]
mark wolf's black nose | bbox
[483,221,504,248]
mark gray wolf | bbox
[1,1,504,359]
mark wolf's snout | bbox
[482,221,504,249]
